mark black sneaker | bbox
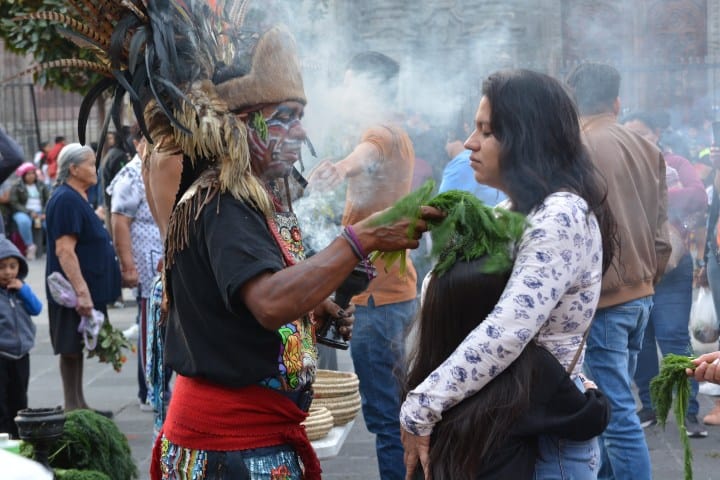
[638,408,657,428]
[685,415,708,438]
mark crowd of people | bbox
[5,1,720,479]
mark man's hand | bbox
[7,279,23,290]
[312,298,355,340]
[694,265,709,288]
[688,351,720,384]
[307,159,345,191]
[121,265,139,288]
[402,428,431,480]
[354,206,444,254]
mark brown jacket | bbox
[581,113,671,309]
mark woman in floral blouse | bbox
[401,69,616,479]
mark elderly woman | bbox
[10,163,50,260]
[45,143,120,416]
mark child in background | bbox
[0,236,42,437]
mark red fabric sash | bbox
[150,375,321,479]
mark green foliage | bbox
[369,179,436,229]
[55,469,112,480]
[21,410,137,480]
[368,180,527,276]
[650,353,696,480]
[427,190,526,276]
[87,321,133,372]
[0,0,102,93]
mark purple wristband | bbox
[344,225,367,258]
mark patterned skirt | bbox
[157,436,304,480]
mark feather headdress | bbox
[7,0,306,219]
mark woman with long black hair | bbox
[401,69,616,479]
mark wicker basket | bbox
[311,390,361,426]
[313,370,360,399]
[301,406,334,441]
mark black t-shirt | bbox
[165,193,286,387]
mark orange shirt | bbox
[342,125,417,307]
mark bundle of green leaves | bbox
[650,353,696,480]
[87,321,133,372]
[368,180,526,276]
[426,190,525,276]
[20,409,138,480]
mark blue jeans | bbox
[350,296,417,480]
[12,211,34,246]
[535,377,601,479]
[634,254,699,415]
[583,296,653,480]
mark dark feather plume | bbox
[78,77,116,145]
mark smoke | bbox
[278,0,720,249]
[284,1,527,249]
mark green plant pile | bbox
[368,180,526,276]
[87,321,133,372]
[650,353,696,480]
[20,409,137,480]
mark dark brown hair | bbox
[482,69,616,273]
[405,258,546,480]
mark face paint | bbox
[247,102,306,180]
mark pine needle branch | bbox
[650,353,696,480]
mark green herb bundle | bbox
[368,180,526,276]
[650,353,696,480]
[426,190,525,276]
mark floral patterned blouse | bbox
[400,192,603,436]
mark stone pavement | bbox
[19,255,720,479]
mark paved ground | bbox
[19,255,720,479]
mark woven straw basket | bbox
[301,406,334,441]
[312,370,360,399]
[311,370,362,426]
[311,390,362,426]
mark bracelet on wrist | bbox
[344,225,367,258]
[341,226,375,279]
[340,229,364,260]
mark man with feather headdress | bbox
[7,1,436,478]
